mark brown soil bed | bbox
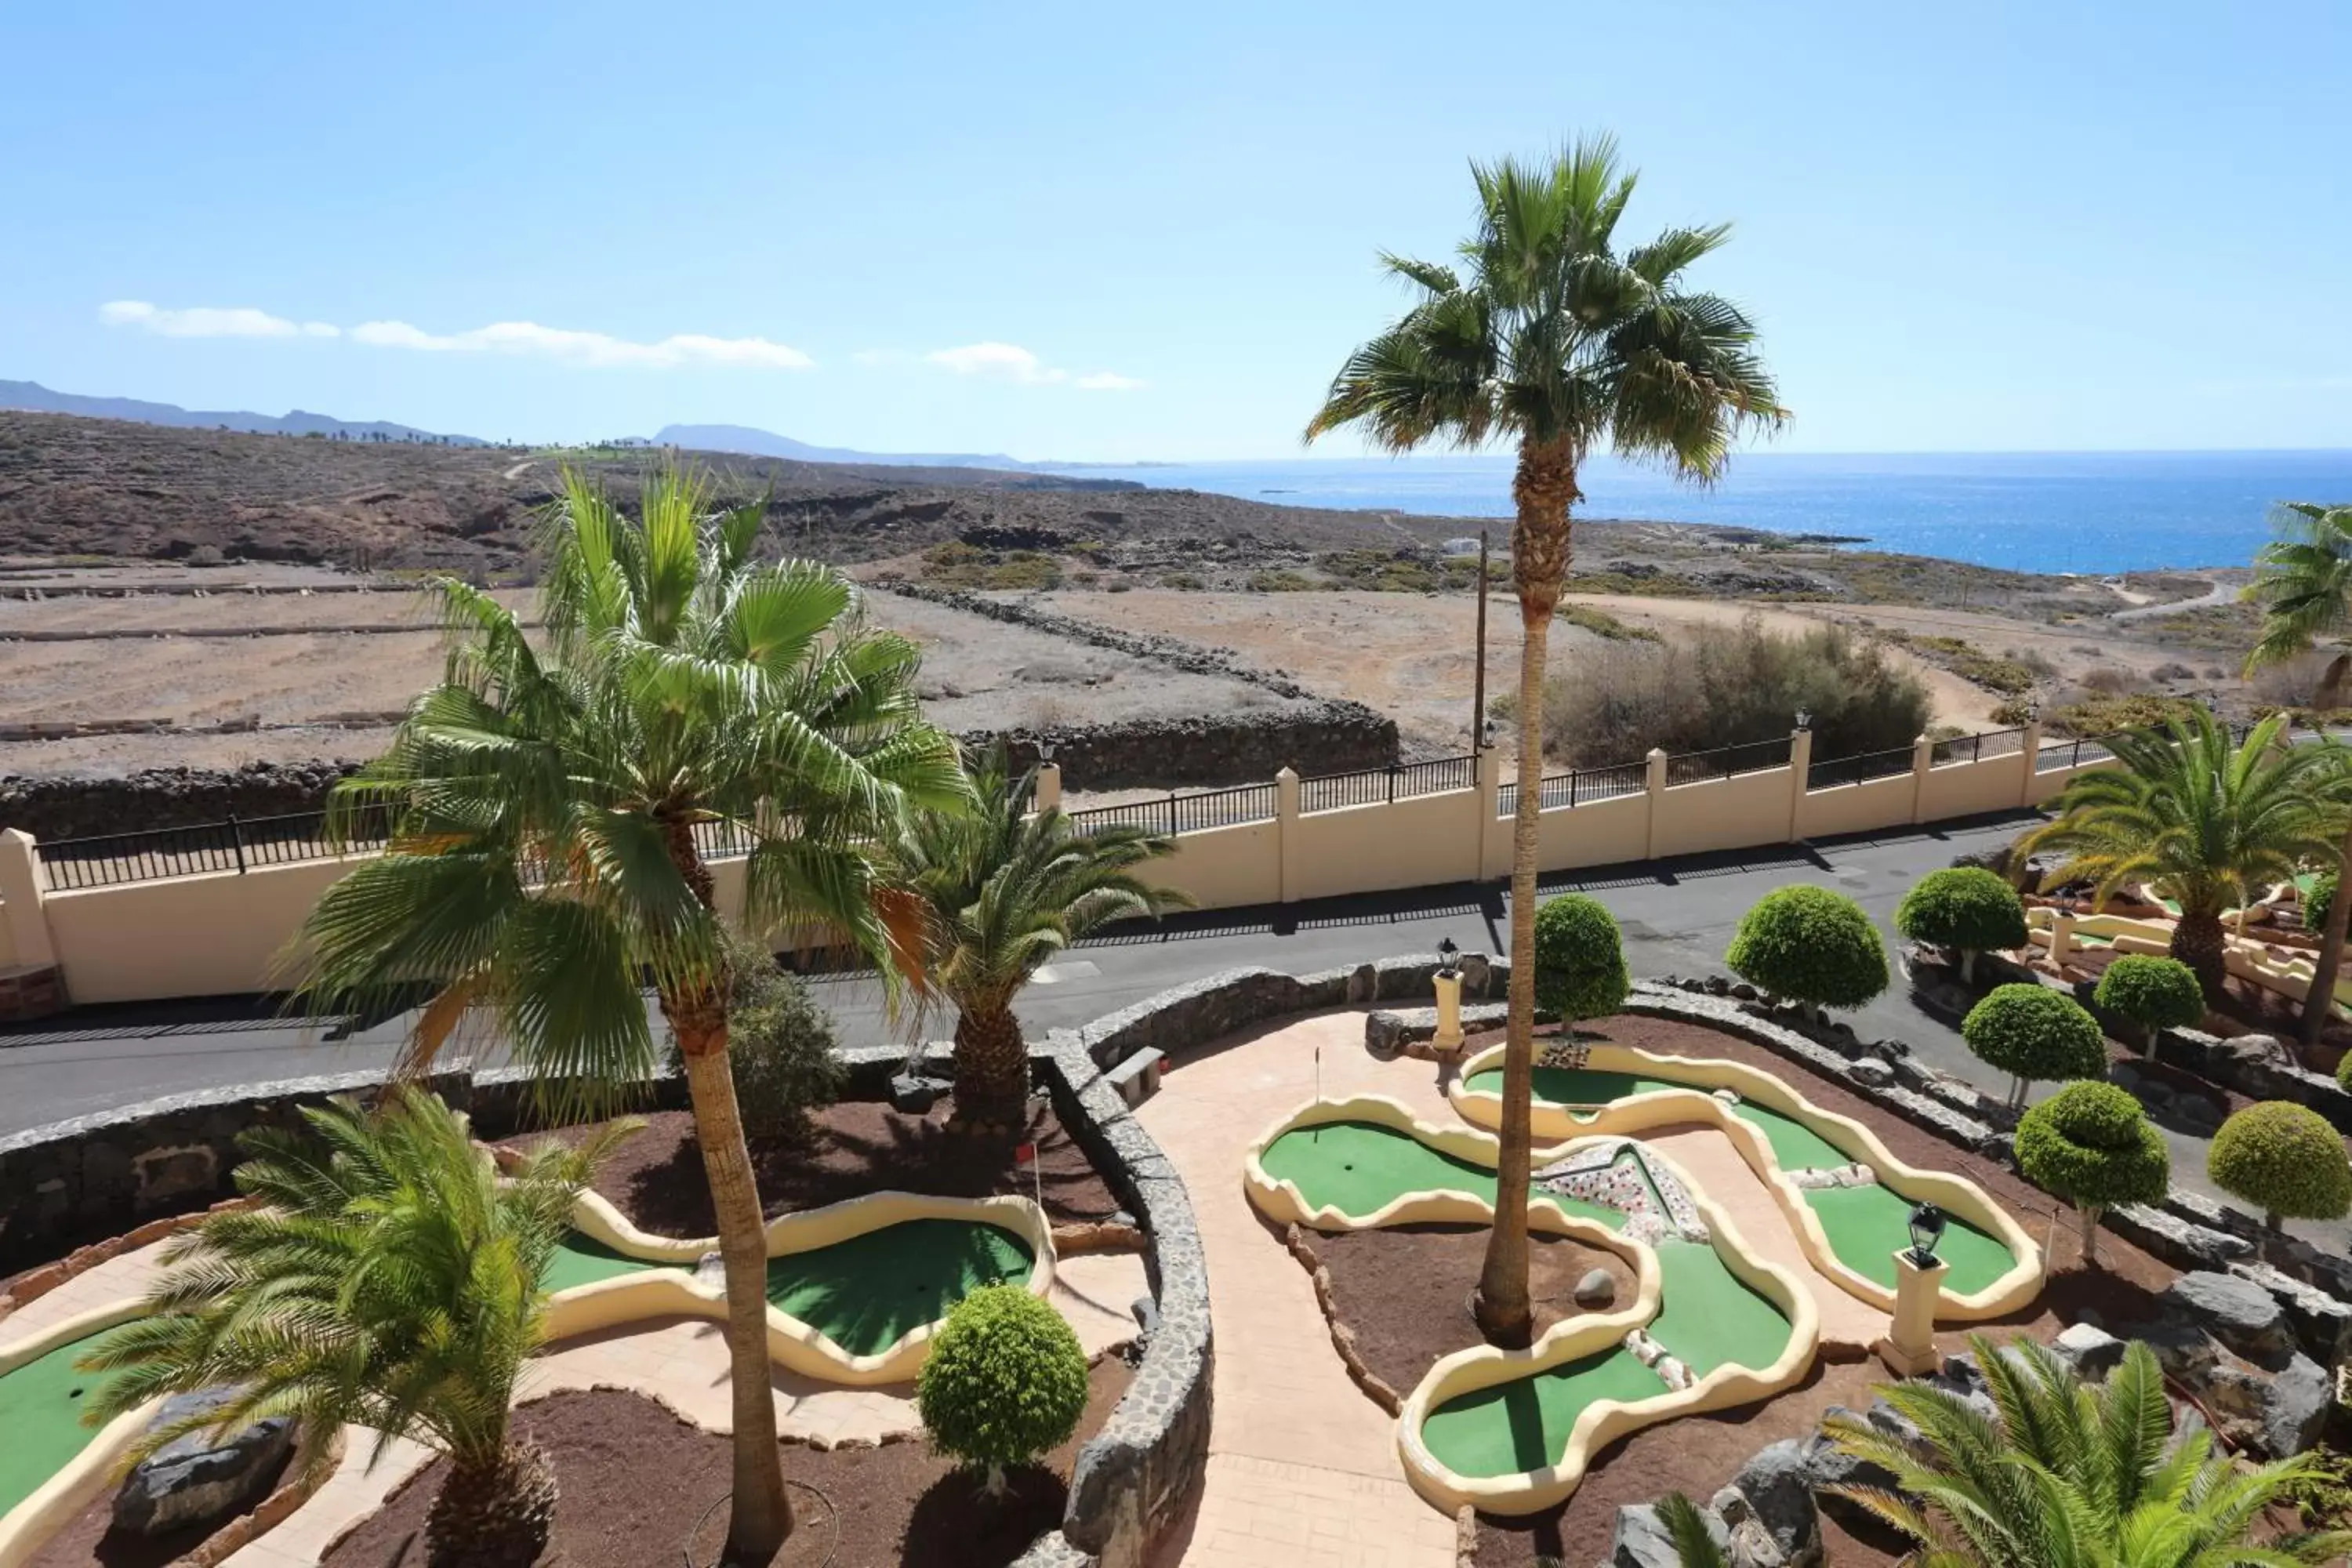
[509,1094,1123,1239]
[1443,1011,2183,1565]
[323,1356,1131,1568]
[1302,1223,1636,1396]
[26,1451,292,1568]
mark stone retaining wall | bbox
[0,760,365,841]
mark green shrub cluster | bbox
[1557,604,1659,643]
[2305,871,2336,935]
[1726,886,1889,1011]
[2208,1102,2352,1225]
[916,1283,1090,1489]
[1894,868,2027,960]
[667,931,843,1147]
[922,542,1064,591]
[1961,984,2108,1088]
[1532,895,1630,1024]
[2092,955,2206,1041]
[2016,1080,2169,1210]
[2039,693,2202,739]
[1247,569,1319,593]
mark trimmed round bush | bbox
[2208,1102,2352,1226]
[1725,886,1889,1011]
[1533,895,1631,1024]
[2339,1049,2352,1093]
[1962,984,2108,1087]
[2016,1081,2169,1261]
[916,1283,1088,1490]
[1895,866,2027,960]
[2307,871,2336,935]
[2092,955,2206,1043]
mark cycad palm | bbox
[1305,136,1785,1344]
[2244,501,2352,1045]
[1825,1334,2350,1567]
[293,466,968,1558]
[893,746,1189,1126]
[81,1090,628,1568]
[2020,710,2332,999]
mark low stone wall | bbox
[986,702,1396,792]
[0,760,365,841]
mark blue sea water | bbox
[1054,451,2352,575]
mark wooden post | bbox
[1470,527,1490,749]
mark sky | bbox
[2,2,2348,462]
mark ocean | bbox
[1051,450,2352,575]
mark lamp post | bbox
[1794,708,1812,731]
[1877,1201,1948,1376]
[1432,938,1465,1056]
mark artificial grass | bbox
[1642,1240,1792,1376]
[0,1327,129,1517]
[1418,1345,1668,1478]
[1802,1183,2016,1296]
[1465,1065,1694,1117]
[1726,1100,1853,1173]
[765,1218,1033,1358]
[540,1232,671,1294]
[1257,1120,1627,1230]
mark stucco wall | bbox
[1797,772,1915,840]
[44,856,354,1004]
[1919,756,2031,819]
[1530,788,1650,877]
[1148,818,1282,909]
[1651,770,1794,859]
[1290,787,1479,901]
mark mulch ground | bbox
[508,1094,1123,1240]
[26,1451,292,1568]
[321,1356,1132,1568]
[1421,1011,2185,1566]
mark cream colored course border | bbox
[1444,1040,2041,1319]
[1243,1094,1820,1516]
[0,1189,1053,1567]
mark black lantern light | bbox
[1036,739,1057,763]
[1795,707,1813,731]
[1436,937,1460,976]
[1906,1201,1947,1267]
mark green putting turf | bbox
[1466,1065,1695,1118]
[1258,1120,1627,1229]
[1419,1345,1668,1478]
[540,1232,673,1294]
[0,1327,132,1518]
[1803,1184,2016,1295]
[1726,1101,1852,1172]
[1642,1240,1792,1375]
[765,1218,1033,1357]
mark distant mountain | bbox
[0,379,485,445]
[652,423,1160,472]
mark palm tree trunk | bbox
[425,1439,557,1568]
[2170,908,2229,1002]
[2298,818,2352,1049]
[661,821,792,1561]
[1474,437,1577,1350]
[952,1001,1029,1131]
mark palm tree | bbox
[2244,501,2352,1046]
[293,467,968,1560]
[82,1091,630,1568]
[1304,138,1784,1345]
[2020,710,2334,1000]
[1826,1333,2350,1566]
[891,746,1190,1128]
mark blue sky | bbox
[3,2,2347,461]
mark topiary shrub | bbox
[2307,871,2336,935]
[1725,886,1889,1012]
[1894,866,2027,981]
[666,931,843,1147]
[2092,954,2207,1058]
[2339,1050,2352,1093]
[2208,1102,2352,1235]
[1533,895,1631,1028]
[2015,1080,2169,1265]
[916,1283,1089,1494]
[1962,983,2109,1109]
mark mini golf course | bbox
[764,1218,1033,1359]
[0,1327,131,1521]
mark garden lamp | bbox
[1906,1202,1947,1266]
[1036,739,1056,762]
[1436,937,1460,975]
[1794,708,1813,731]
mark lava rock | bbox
[1710,1439,1822,1568]
[2161,1272,2293,1369]
[113,1389,294,1536]
[1573,1268,1617,1308]
[887,1073,946,1114]
[1848,1058,1894,1089]
[2260,1354,2332,1457]
[1611,1500,1730,1568]
[1798,1409,1899,1531]
[2050,1323,2126,1381]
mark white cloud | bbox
[100,300,811,369]
[101,300,339,339]
[924,341,1142,390]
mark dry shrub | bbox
[1537,615,1929,767]
[2246,651,2331,708]
[2077,665,2140,695]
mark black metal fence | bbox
[1066,782,1279,837]
[2036,734,2119,773]
[37,808,394,891]
[1497,760,1648,818]
[1663,736,1792,788]
[1808,743,1919,790]
[1297,753,1475,815]
[1932,726,2027,767]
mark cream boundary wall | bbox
[0,730,2109,1005]
[0,1189,1055,1567]
[1240,1094,1819,1516]
[1443,1041,2042,1319]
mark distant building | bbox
[1441,536,1483,557]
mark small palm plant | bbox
[1824,1333,2351,1566]
[80,1090,630,1568]
[2020,710,2334,998]
[892,746,1189,1127]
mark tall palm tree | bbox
[1826,1333,2350,1566]
[2020,710,2333,1000]
[293,468,967,1561]
[1305,138,1785,1345]
[2244,500,2352,1045]
[891,746,1190,1127]
[82,1091,630,1568]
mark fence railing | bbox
[1663,737,1792,788]
[1066,782,1279,837]
[37,807,394,891]
[1297,753,1475,815]
[1808,744,1918,790]
[1932,726,2027,767]
[1497,760,1648,818]
[2036,734,2121,773]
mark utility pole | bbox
[1471,527,1491,753]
